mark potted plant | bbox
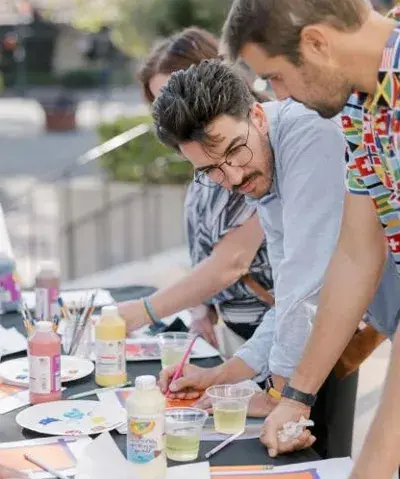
[39,88,78,132]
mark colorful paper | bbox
[0,436,92,479]
[0,382,30,414]
[125,337,219,361]
[210,466,320,478]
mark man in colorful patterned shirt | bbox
[222,1,400,478]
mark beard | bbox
[232,134,274,198]
[297,62,353,119]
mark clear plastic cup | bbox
[157,332,194,369]
[165,407,208,461]
[206,384,255,434]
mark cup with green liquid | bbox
[206,384,255,434]
[157,332,194,369]
[165,407,209,461]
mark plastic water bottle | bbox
[0,253,21,313]
[126,375,167,479]
[28,321,61,404]
[35,261,60,321]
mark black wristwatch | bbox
[282,384,317,407]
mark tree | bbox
[68,0,233,57]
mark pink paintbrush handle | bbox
[166,334,199,398]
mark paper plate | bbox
[0,356,94,387]
[16,400,125,436]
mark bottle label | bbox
[95,339,126,376]
[29,354,61,394]
[35,287,60,321]
[127,414,165,464]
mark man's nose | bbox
[223,164,245,187]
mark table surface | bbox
[0,285,319,471]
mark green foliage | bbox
[97,115,192,184]
[69,0,233,58]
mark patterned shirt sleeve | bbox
[345,147,369,195]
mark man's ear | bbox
[251,102,268,135]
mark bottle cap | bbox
[101,305,118,317]
[135,375,156,390]
[35,321,53,333]
[37,261,60,275]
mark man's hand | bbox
[260,398,315,457]
[247,391,279,417]
[159,363,221,399]
[0,465,28,478]
[189,305,219,349]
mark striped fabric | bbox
[185,177,273,325]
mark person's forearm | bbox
[149,253,247,318]
[350,327,400,479]
[291,246,386,394]
[213,357,257,384]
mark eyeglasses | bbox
[194,115,253,188]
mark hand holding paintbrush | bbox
[165,334,200,398]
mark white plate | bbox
[16,400,125,436]
[0,356,94,387]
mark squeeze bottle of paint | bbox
[0,253,21,312]
[126,375,167,479]
[35,261,60,321]
[28,320,61,404]
[95,305,127,387]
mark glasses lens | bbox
[226,145,253,167]
[196,169,223,187]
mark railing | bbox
[2,124,188,286]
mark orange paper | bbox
[166,397,199,408]
[0,443,74,472]
[210,466,320,479]
[0,383,24,399]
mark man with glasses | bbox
[153,59,360,459]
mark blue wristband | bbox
[143,297,162,325]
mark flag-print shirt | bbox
[344,6,400,272]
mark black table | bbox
[0,285,319,470]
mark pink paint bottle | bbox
[29,321,61,404]
[35,261,60,322]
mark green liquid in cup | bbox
[213,404,247,434]
[161,346,187,369]
[166,429,201,461]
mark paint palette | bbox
[15,400,125,436]
[0,356,94,387]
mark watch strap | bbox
[282,384,317,407]
[266,375,282,400]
